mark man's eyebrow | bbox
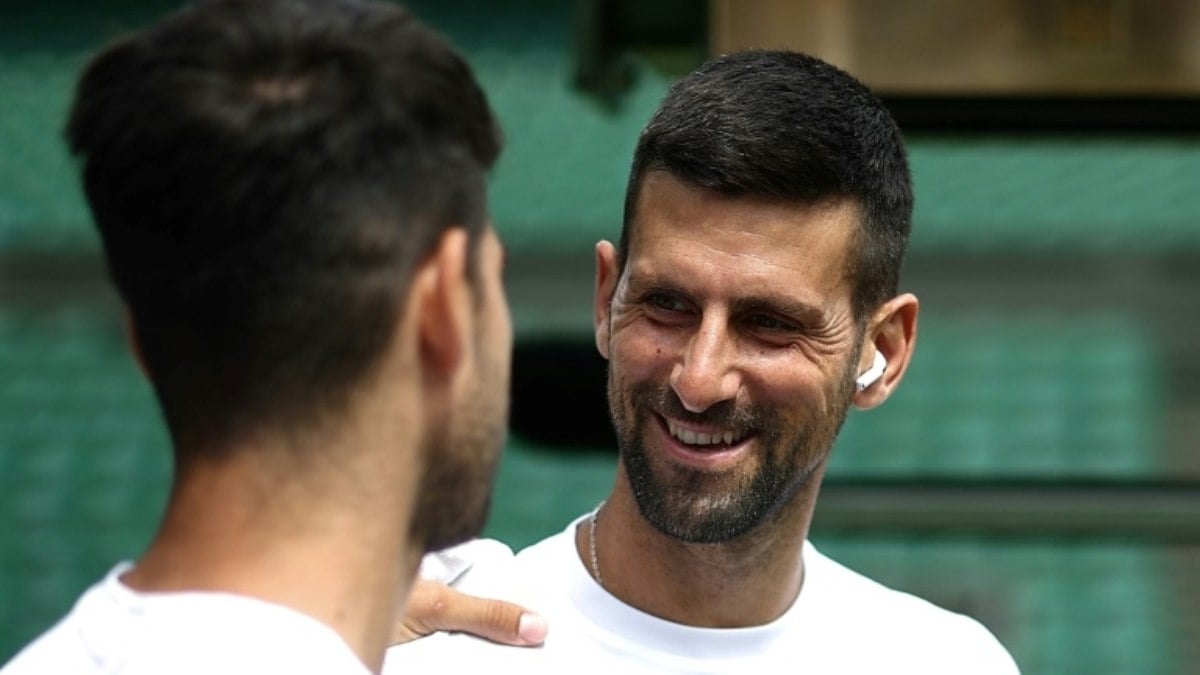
[622,270,670,293]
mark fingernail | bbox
[517,612,548,644]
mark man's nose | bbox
[669,316,742,413]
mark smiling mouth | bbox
[664,417,752,448]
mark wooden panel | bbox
[711,0,1200,95]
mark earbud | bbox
[854,350,887,392]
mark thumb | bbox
[394,579,547,647]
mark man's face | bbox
[599,172,862,543]
[419,226,512,552]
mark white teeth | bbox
[666,419,745,447]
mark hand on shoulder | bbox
[394,539,547,647]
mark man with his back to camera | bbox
[386,50,1021,673]
[2,0,515,672]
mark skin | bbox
[578,171,918,628]
[124,226,513,673]
[392,228,548,649]
[393,579,547,646]
[413,226,514,554]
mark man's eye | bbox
[747,314,794,331]
[647,293,686,312]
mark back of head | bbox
[621,50,912,320]
[67,0,501,455]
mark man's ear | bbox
[853,292,919,410]
[411,228,474,383]
[593,241,619,361]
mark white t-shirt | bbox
[2,563,371,675]
[385,517,1020,674]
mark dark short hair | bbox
[620,50,912,320]
[66,0,501,453]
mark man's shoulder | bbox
[804,541,988,625]
[420,521,580,593]
[802,542,1020,673]
[421,538,520,588]
[3,566,370,675]
[513,521,578,565]
[383,526,584,673]
[2,566,127,675]
[3,614,93,674]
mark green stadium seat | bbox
[812,536,1180,675]
[3,1,1200,254]
[829,311,1162,478]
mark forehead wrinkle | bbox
[638,197,853,267]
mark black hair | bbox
[66,0,501,452]
[620,50,912,320]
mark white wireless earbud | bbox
[854,351,887,392]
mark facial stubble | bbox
[609,356,858,544]
[412,344,508,554]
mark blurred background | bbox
[2,0,1199,672]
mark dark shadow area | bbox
[510,337,615,451]
[884,95,1200,134]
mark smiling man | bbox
[385,50,1019,673]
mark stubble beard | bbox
[609,365,856,545]
[412,354,508,554]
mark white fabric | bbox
[2,563,371,675]
[417,537,515,586]
[386,517,1021,674]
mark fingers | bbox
[394,579,547,647]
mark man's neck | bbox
[126,449,419,674]
[578,471,821,628]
